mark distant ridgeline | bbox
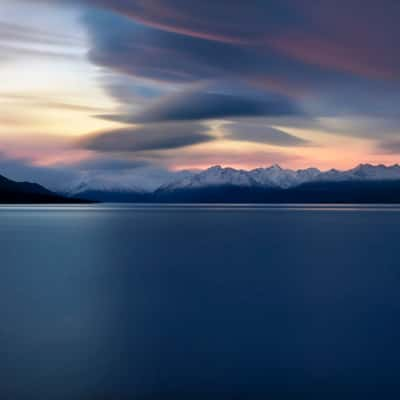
[0,174,89,204]
[3,164,400,204]
[66,164,400,204]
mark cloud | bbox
[83,10,250,83]
[79,122,215,152]
[376,140,400,155]
[0,152,79,191]
[67,158,193,192]
[81,0,298,45]
[0,44,83,62]
[147,146,302,170]
[0,151,188,192]
[99,89,302,123]
[98,73,165,107]
[81,5,400,128]
[0,15,84,63]
[6,0,400,173]
[82,7,350,88]
[73,157,150,171]
[0,93,109,113]
[80,0,400,80]
[32,1,400,86]
[0,21,81,47]
[225,122,309,147]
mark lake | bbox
[1,204,400,399]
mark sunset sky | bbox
[1,0,400,189]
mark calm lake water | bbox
[1,204,400,399]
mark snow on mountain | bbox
[66,177,148,196]
[162,164,322,190]
[318,164,400,182]
[66,169,196,196]
[160,164,400,192]
[349,163,400,180]
[250,165,321,188]
[62,163,400,196]
[162,165,258,190]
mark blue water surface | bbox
[1,204,400,399]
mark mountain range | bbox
[65,163,400,203]
[3,164,400,203]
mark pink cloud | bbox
[266,33,398,80]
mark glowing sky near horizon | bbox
[1,0,400,188]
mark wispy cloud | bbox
[3,0,400,173]
[78,122,215,153]
[99,89,302,124]
[376,139,400,155]
[0,93,111,113]
[224,122,309,147]
[0,21,82,47]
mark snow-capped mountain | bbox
[65,169,196,196]
[162,166,259,190]
[250,165,321,188]
[65,176,149,197]
[162,165,323,190]
[161,163,400,192]
[57,163,400,202]
[318,164,400,182]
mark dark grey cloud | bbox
[72,0,400,85]
[225,122,309,147]
[79,0,301,45]
[82,7,361,91]
[79,122,215,153]
[35,1,400,84]
[80,0,400,79]
[99,89,302,123]
[138,91,302,122]
[80,5,400,129]
[28,0,400,146]
[83,10,248,83]
[98,73,164,106]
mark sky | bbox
[1,0,400,189]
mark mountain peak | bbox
[161,163,400,193]
[353,163,374,170]
[22,163,400,200]
[269,164,282,170]
[207,165,223,172]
